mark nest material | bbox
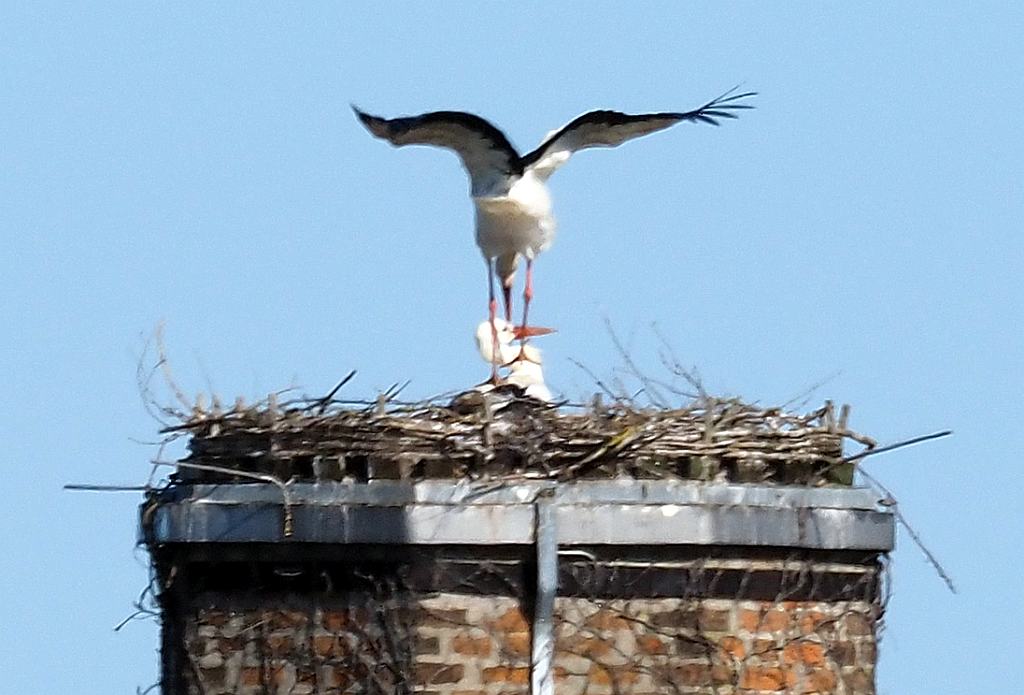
[165,391,876,486]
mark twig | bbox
[155,321,192,411]
[651,322,707,399]
[135,331,175,427]
[604,317,670,408]
[843,430,952,464]
[385,379,412,402]
[566,357,618,402]
[114,582,158,631]
[316,370,357,413]
[859,466,957,594]
[150,460,294,537]
[781,369,843,410]
[146,439,172,488]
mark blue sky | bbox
[2,3,1021,692]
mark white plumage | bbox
[354,87,755,381]
[474,319,552,402]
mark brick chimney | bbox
[141,398,891,694]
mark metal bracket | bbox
[531,487,557,695]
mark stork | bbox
[474,319,553,402]
[354,88,755,375]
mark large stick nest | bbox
[163,390,876,486]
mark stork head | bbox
[475,318,515,363]
[474,320,554,364]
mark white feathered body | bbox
[473,171,555,271]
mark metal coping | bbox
[144,480,894,552]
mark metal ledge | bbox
[144,480,894,551]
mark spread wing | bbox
[353,107,522,195]
[520,87,756,180]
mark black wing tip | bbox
[351,104,392,138]
[351,104,375,122]
[712,86,758,105]
[667,86,758,126]
[716,86,757,106]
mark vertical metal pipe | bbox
[531,488,557,695]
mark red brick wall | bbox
[182,593,879,694]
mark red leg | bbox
[521,258,534,329]
[487,261,500,383]
[514,258,535,361]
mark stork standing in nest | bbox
[354,88,755,381]
[474,319,553,402]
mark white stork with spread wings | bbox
[354,88,755,382]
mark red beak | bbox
[513,325,556,339]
